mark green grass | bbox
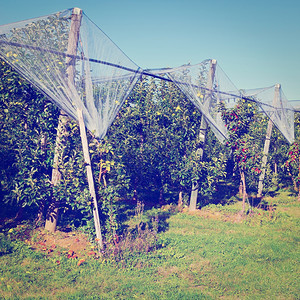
[0,191,299,299]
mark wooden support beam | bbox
[189,59,217,211]
[67,8,103,247]
[45,8,83,232]
[77,108,103,248]
[257,83,281,197]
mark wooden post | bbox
[178,190,183,211]
[45,8,83,232]
[257,84,281,197]
[240,170,247,213]
[65,7,82,85]
[77,108,103,248]
[189,59,217,211]
[67,8,103,247]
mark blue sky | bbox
[0,0,299,100]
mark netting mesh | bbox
[152,61,295,144]
[243,85,294,143]
[149,60,240,143]
[213,64,242,109]
[290,100,300,110]
[0,8,295,144]
[0,8,141,139]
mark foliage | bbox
[220,99,264,211]
[0,59,100,233]
[221,100,262,177]
[106,77,226,206]
[0,234,13,255]
[263,125,290,191]
[281,112,300,200]
[0,58,59,217]
[1,54,298,240]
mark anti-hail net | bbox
[0,8,295,144]
[290,100,300,110]
[149,60,241,143]
[149,61,295,144]
[242,85,294,144]
[0,8,141,139]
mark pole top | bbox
[275,83,281,89]
[212,59,217,65]
[73,7,82,15]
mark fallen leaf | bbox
[77,259,85,266]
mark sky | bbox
[0,0,299,100]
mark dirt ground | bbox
[4,205,259,261]
[22,227,99,261]
[22,207,243,256]
[31,229,90,251]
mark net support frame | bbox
[44,8,103,247]
[69,8,103,248]
[257,84,280,197]
[189,59,217,211]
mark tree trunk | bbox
[178,190,183,211]
[240,170,247,214]
[159,187,164,205]
[274,161,278,175]
[36,134,48,224]
[36,204,44,225]
[15,206,24,221]
[45,111,69,232]
[288,169,298,192]
[239,181,243,198]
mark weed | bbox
[101,201,159,265]
[0,234,13,255]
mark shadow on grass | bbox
[199,181,239,208]
[116,196,179,235]
[200,181,282,212]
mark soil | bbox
[30,228,91,253]
[22,227,99,261]
[3,205,250,260]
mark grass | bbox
[0,190,299,299]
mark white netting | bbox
[0,8,141,139]
[149,60,241,143]
[153,60,295,144]
[243,85,294,143]
[214,64,242,109]
[0,8,295,144]
[290,100,300,110]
